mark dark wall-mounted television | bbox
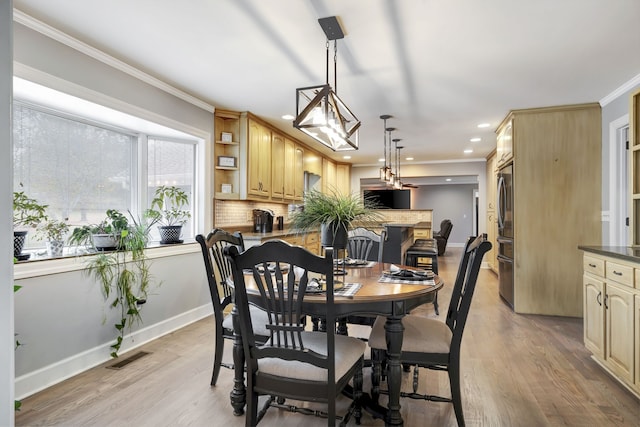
[363,189,411,209]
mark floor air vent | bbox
[106,351,151,370]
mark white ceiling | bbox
[13,0,640,167]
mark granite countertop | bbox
[242,228,311,240]
[578,245,640,263]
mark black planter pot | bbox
[320,222,348,249]
[158,225,183,244]
[13,230,30,260]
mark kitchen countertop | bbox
[242,228,313,240]
[578,245,640,263]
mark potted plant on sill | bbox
[146,185,191,244]
[35,217,70,258]
[68,209,131,251]
[290,189,382,249]
[13,190,48,260]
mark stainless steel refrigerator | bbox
[497,163,514,308]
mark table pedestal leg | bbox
[385,316,404,426]
[230,305,246,416]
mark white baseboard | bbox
[15,304,213,399]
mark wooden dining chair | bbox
[224,240,366,426]
[337,227,387,335]
[196,228,271,386]
[368,234,491,427]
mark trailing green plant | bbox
[81,211,157,358]
[13,190,48,230]
[147,185,191,226]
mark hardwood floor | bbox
[15,248,640,426]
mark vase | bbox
[91,233,119,251]
[46,239,65,257]
[158,225,183,244]
[320,222,348,249]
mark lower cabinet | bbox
[582,252,639,395]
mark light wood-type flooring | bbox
[15,247,640,426]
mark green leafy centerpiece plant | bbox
[13,190,48,260]
[146,185,191,244]
[70,209,159,358]
[290,189,382,249]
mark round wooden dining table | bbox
[229,261,444,427]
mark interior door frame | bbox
[609,114,629,246]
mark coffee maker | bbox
[253,209,274,233]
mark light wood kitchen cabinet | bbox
[485,150,498,273]
[496,119,512,168]
[323,158,337,193]
[214,110,241,200]
[247,118,271,199]
[629,88,640,245]
[336,163,351,194]
[293,143,304,201]
[581,250,639,396]
[501,103,601,316]
[271,132,285,200]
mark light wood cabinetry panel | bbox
[486,151,498,273]
[271,132,285,200]
[583,273,605,358]
[496,120,512,168]
[635,294,640,392]
[293,144,304,201]
[630,89,640,245]
[581,251,639,395]
[283,138,297,200]
[505,103,601,316]
[214,110,241,200]
[323,158,337,193]
[605,281,635,383]
[336,163,351,195]
[247,118,271,199]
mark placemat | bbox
[334,282,362,297]
[378,276,436,286]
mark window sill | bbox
[14,241,199,280]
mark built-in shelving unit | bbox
[214,110,241,200]
[630,89,640,245]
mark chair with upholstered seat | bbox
[368,234,491,427]
[433,219,453,256]
[196,228,271,386]
[224,240,366,426]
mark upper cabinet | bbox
[322,158,337,193]
[214,110,241,200]
[247,118,271,199]
[271,131,285,200]
[336,163,351,194]
[630,88,640,245]
[496,119,513,167]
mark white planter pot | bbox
[91,234,119,251]
[46,239,65,258]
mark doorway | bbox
[609,115,629,246]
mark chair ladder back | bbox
[447,235,492,353]
[225,241,336,370]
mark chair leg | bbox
[371,349,382,404]
[354,360,363,424]
[449,359,465,427]
[433,293,440,316]
[211,321,224,386]
[245,378,259,427]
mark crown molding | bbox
[13,9,215,113]
[600,72,640,106]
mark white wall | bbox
[1,2,15,425]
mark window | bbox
[13,97,198,255]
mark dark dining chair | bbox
[337,227,387,335]
[224,240,366,426]
[196,228,271,386]
[368,234,491,427]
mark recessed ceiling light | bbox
[464,149,473,154]
[378,158,385,162]
[281,114,294,120]
[405,157,414,161]
[343,155,351,159]
[477,123,490,128]
[445,178,452,182]
[470,137,481,142]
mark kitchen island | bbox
[579,245,640,398]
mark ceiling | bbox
[13,0,640,168]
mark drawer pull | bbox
[613,271,623,276]
[588,263,597,268]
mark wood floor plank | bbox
[15,248,640,426]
